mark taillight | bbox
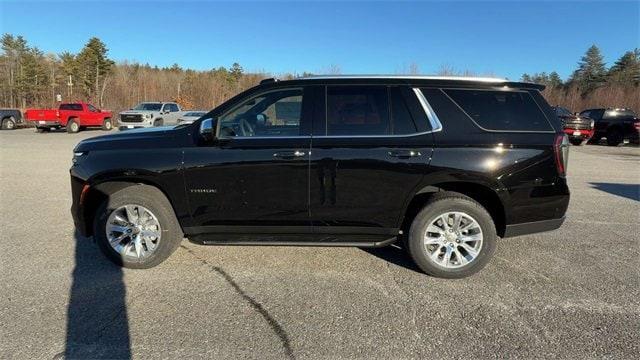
[56,110,60,117]
[634,120,640,131]
[554,134,569,176]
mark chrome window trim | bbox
[413,88,443,133]
[439,88,556,134]
[224,87,444,140]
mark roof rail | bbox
[260,78,278,85]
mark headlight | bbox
[72,151,87,163]
[590,120,595,128]
[145,113,153,119]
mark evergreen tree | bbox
[608,49,640,84]
[75,37,114,104]
[230,62,243,80]
[548,72,563,88]
[570,44,607,93]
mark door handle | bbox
[273,150,307,159]
[388,150,421,158]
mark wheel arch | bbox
[400,182,507,238]
[82,179,184,236]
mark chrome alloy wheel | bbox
[424,211,483,268]
[106,204,161,259]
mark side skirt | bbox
[188,234,398,248]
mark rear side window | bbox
[443,89,552,131]
[60,104,82,111]
[326,86,390,136]
[390,87,417,134]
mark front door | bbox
[309,85,434,238]
[182,87,313,236]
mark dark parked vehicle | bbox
[70,76,570,278]
[580,108,640,146]
[0,109,24,130]
[553,106,594,145]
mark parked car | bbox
[70,75,570,278]
[25,103,113,133]
[0,109,24,130]
[553,106,594,145]
[580,108,640,146]
[118,102,185,130]
[177,111,207,125]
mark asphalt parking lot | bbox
[1,128,639,359]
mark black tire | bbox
[407,192,497,278]
[1,116,16,130]
[570,138,584,146]
[587,136,601,145]
[67,118,80,133]
[102,118,112,131]
[153,119,163,127]
[606,129,622,146]
[36,127,50,133]
[93,185,183,269]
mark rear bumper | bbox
[31,120,61,127]
[563,128,594,140]
[503,216,565,238]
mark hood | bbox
[74,126,178,152]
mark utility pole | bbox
[67,75,73,98]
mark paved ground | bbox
[1,128,639,359]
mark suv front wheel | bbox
[93,185,183,268]
[407,192,497,278]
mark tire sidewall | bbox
[408,196,497,278]
[67,119,79,133]
[2,117,16,130]
[93,186,182,269]
[103,118,112,130]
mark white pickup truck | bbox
[118,102,186,130]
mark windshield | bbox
[133,103,162,111]
[554,107,572,116]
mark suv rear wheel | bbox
[407,192,497,278]
[93,185,183,269]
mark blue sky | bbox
[1,1,638,80]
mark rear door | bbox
[309,85,435,238]
[182,87,313,236]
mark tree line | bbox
[1,34,638,115]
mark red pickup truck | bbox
[25,102,113,133]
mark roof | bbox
[260,75,545,90]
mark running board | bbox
[189,236,398,248]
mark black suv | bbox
[71,76,570,278]
[580,108,640,146]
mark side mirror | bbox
[200,118,217,143]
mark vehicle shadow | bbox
[361,243,422,273]
[590,182,640,202]
[58,231,131,359]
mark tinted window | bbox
[60,104,82,111]
[87,104,98,112]
[326,86,390,136]
[444,89,552,131]
[604,109,637,120]
[219,88,303,137]
[555,107,572,116]
[390,87,417,134]
[169,104,179,112]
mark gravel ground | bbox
[1,128,639,359]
